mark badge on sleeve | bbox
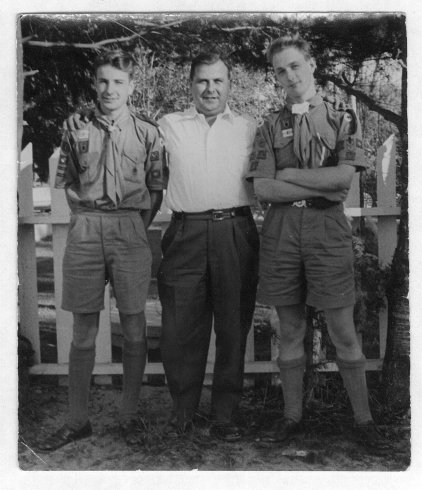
[150,151,159,161]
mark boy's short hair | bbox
[93,49,136,79]
[189,51,232,81]
[266,34,313,64]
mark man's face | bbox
[191,60,231,117]
[95,64,134,116]
[271,47,316,102]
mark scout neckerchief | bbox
[287,94,323,168]
[95,106,130,207]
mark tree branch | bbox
[23,33,143,49]
[322,73,404,129]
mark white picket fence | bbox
[18,135,401,378]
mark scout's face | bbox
[191,60,231,117]
[271,47,316,102]
[95,64,134,116]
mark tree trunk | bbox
[381,42,409,412]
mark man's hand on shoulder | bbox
[322,93,349,112]
[63,107,94,131]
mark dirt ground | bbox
[18,377,410,472]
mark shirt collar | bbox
[286,94,323,113]
[94,105,131,130]
[182,104,235,123]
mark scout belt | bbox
[287,198,340,209]
[173,206,251,221]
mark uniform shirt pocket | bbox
[122,149,146,184]
[274,134,296,170]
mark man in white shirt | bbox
[157,52,259,441]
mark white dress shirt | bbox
[158,105,257,212]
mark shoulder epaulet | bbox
[133,110,160,129]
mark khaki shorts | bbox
[62,210,152,314]
[257,204,355,309]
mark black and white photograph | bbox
[4,0,421,486]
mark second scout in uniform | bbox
[37,49,165,451]
[246,35,390,453]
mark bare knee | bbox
[276,304,306,360]
[325,306,362,360]
[72,312,99,349]
[120,311,146,343]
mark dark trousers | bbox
[158,212,259,424]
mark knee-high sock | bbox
[277,355,306,423]
[337,356,373,425]
[68,343,96,429]
[120,339,147,422]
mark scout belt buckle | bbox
[291,200,308,208]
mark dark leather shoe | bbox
[353,422,392,454]
[36,421,92,452]
[119,418,147,446]
[210,423,243,442]
[260,418,301,443]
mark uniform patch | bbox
[282,128,293,138]
[249,160,259,171]
[345,151,356,160]
[344,113,353,122]
[150,151,160,161]
[257,150,267,160]
[61,140,71,153]
[282,119,291,128]
[78,141,89,153]
[151,169,161,179]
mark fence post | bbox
[49,150,112,375]
[377,134,397,358]
[18,143,41,363]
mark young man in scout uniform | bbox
[246,35,391,453]
[37,49,165,451]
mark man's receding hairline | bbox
[191,60,231,80]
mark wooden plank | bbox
[18,224,40,363]
[345,173,360,208]
[205,328,216,385]
[29,358,383,376]
[344,207,400,217]
[18,143,34,217]
[18,206,401,224]
[376,134,398,363]
[96,285,112,364]
[51,223,73,364]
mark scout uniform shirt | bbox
[55,105,165,212]
[247,93,367,182]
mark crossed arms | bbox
[253,164,355,203]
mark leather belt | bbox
[173,206,251,221]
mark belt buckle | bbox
[212,210,226,221]
[291,200,307,208]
